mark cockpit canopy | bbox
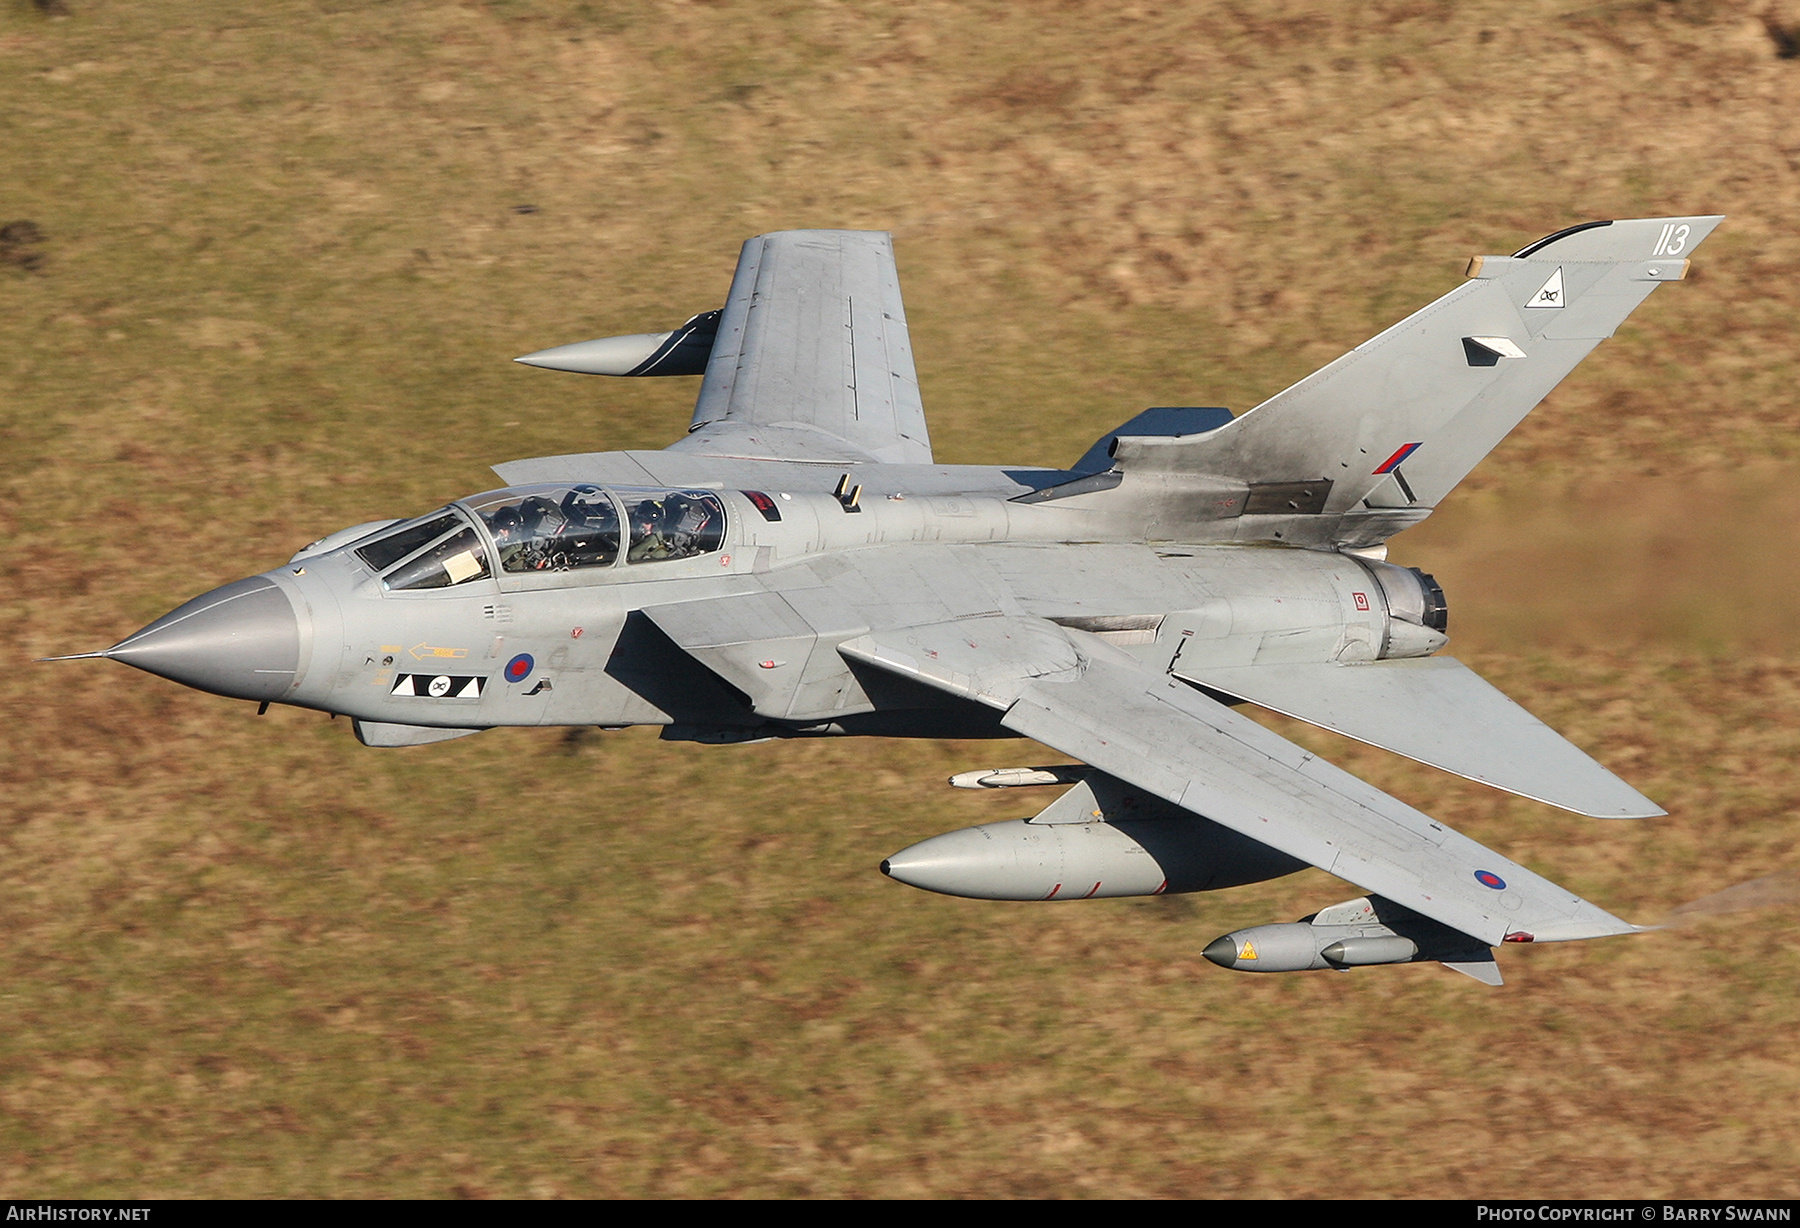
[354,511,488,591]
[467,485,622,574]
[350,484,728,592]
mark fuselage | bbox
[104,458,1447,740]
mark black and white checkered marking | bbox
[390,673,486,699]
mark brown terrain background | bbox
[4,0,1800,1199]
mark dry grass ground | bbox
[3,0,1800,1199]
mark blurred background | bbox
[2,0,1798,1197]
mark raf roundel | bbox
[1474,870,1507,891]
[505,653,535,684]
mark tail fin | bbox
[1111,216,1723,542]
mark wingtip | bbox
[1602,803,1668,820]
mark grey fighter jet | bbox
[70,217,1722,985]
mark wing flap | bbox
[1180,657,1664,819]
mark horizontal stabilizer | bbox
[1179,656,1663,818]
[1072,406,1233,474]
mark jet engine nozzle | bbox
[102,576,302,703]
[1361,560,1450,658]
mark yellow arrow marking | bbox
[409,643,469,661]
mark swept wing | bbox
[669,230,932,465]
[839,616,1637,946]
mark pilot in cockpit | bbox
[627,493,719,562]
[627,496,677,562]
[487,503,525,543]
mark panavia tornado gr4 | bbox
[70,217,1721,985]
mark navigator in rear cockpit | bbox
[623,491,725,564]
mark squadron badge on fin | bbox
[1526,266,1566,308]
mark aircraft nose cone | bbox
[106,576,301,702]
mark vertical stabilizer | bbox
[1109,216,1722,531]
